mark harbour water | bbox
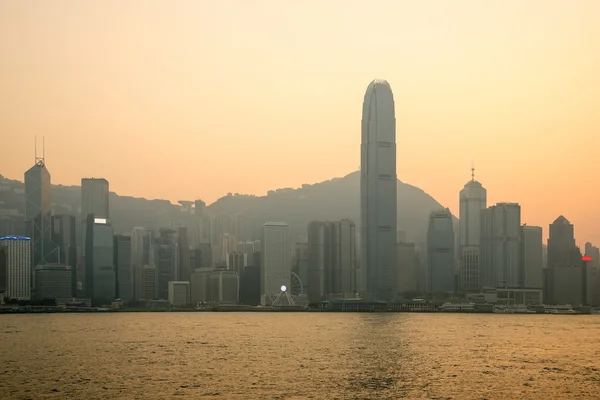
[1,313,599,399]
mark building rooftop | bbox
[0,236,30,241]
[264,222,289,227]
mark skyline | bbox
[1,1,599,246]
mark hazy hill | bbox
[0,171,455,250]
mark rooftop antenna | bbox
[34,136,45,166]
[471,160,475,182]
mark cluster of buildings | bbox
[1,79,598,309]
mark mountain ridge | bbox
[0,171,456,250]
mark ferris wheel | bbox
[269,271,305,307]
[289,271,303,296]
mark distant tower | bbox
[545,216,584,305]
[480,203,522,288]
[24,138,59,268]
[427,209,455,293]
[261,222,291,305]
[81,178,110,221]
[360,79,398,301]
[458,167,487,291]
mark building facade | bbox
[545,216,584,305]
[168,281,190,307]
[480,203,522,289]
[521,225,543,289]
[261,222,291,305]
[154,228,178,300]
[81,178,110,220]
[397,241,419,296]
[51,214,77,297]
[360,79,398,302]
[458,171,487,291]
[25,159,59,268]
[0,236,31,299]
[427,209,455,294]
[34,264,72,299]
[84,217,116,303]
[114,234,133,300]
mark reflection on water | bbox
[1,313,600,399]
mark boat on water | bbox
[493,306,536,314]
[549,308,580,314]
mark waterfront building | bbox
[0,236,31,299]
[261,222,291,305]
[521,225,543,289]
[480,203,522,289]
[84,216,115,303]
[360,79,398,301]
[458,169,487,291]
[114,234,133,300]
[427,209,455,294]
[34,264,72,299]
[545,216,584,305]
[154,228,178,300]
[168,281,190,307]
[210,269,239,305]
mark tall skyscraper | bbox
[427,209,455,294]
[458,169,487,292]
[307,221,331,303]
[154,228,178,300]
[584,242,600,269]
[307,219,357,302]
[480,203,522,289]
[396,241,419,296]
[81,178,109,220]
[114,234,133,300]
[84,215,115,303]
[545,216,583,305]
[521,225,543,289]
[293,242,309,294]
[360,79,397,302]
[0,236,31,300]
[131,227,154,300]
[51,214,77,297]
[177,227,192,282]
[261,222,290,306]
[24,156,59,268]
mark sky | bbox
[1,0,599,246]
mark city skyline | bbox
[1,1,599,247]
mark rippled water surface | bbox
[1,313,600,399]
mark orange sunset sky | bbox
[1,1,599,246]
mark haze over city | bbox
[1,1,599,243]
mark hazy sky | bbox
[1,1,599,245]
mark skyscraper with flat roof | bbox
[261,222,290,305]
[480,203,522,289]
[0,236,31,300]
[360,79,397,301]
[81,178,109,220]
[427,209,455,294]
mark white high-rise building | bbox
[360,79,398,301]
[0,236,31,300]
[261,222,291,305]
[458,169,487,292]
